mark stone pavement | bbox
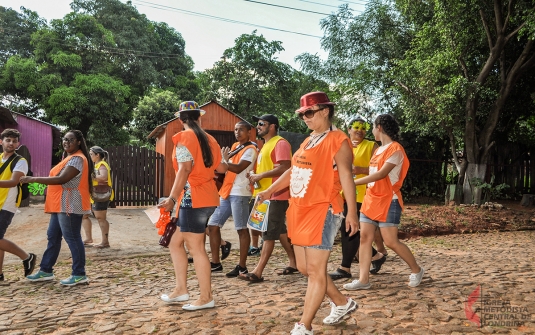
[1,230,535,334]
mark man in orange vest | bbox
[238,114,297,283]
[208,121,257,277]
[0,129,36,281]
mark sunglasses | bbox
[351,121,370,131]
[62,137,77,143]
[297,108,324,120]
[257,121,269,127]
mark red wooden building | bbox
[147,100,257,196]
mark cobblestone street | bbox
[1,228,535,334]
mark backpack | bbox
[11,154,32,201]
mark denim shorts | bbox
[0,210,15,239]
[92,201,109,211]
[360,199,402,228]
[177,206,216,233]
[307,210,343,251]
[208,196,250,230]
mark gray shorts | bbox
[208,196,250,230]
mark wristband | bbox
[169,197,177,205]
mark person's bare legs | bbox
[208,225,222,263]
[380,227,421,273]
[279,233,297,269]
[374,228,387,255]
[237,228,250,268]
[81,214,93,244]
[0,239,29,275]
[251,229,261,248]
[184,231,213,306]
[247,239,275,278]
[294,246,347,330]
[167,230,188,298]
[358,222,376,284]
[93,210,110,247]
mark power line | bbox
[130,0,322,38]
[243,0,330,15]
[338,0,369,5]
[297,0,340,8]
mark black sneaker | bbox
[221,241,232,260]
[247,246,261,256]
[210,262,223,272]
[23,253,37,277]
[226,265,248,277]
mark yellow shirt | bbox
[353,139,376,203]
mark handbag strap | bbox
[228,141,255,159]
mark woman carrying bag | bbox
[82,146,114,248]
[158,101,228,311]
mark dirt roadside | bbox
[2,204,241,266]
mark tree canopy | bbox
[0,0,197,145]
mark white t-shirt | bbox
[229,148,257,197]
[368,142,404,199]
[1,157,28,213]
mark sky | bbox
[1,0,366,71]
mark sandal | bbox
[83,241,93,246]
[277,266,299,275]
[94,244,110,249]
[238,273,264,283]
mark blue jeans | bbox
[307,210,343,251]
[360,199,402,227]
[40,213,86,276]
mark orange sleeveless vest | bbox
[286,130,351,246]
[45,151,91,213]
[172,129,222,208]
[361,142,409,221]
[218,142,257,199]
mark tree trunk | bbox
[463,163,487,204]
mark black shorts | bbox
[92,201,109,211]
[262,200,289,241]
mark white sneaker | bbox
[343,280,371,290]
[290,323,313,335]
[322,298,358,324]
[408,267,425,287]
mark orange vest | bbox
[286,130,351,246]
[361,142,409,221]
[172,129,222,208]
[45,151,91,213]
[218,142,257,199]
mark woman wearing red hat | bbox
[158,101,228,311]
[255,92,359,334]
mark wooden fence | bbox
[105,145,164,206]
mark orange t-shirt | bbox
[172,129,222,208]
[286,130,351,246]
[361,141,409,221]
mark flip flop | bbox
[94,244,110,249]
[238,273,264,283]
[277,266,299,275]
[83,241,93,247]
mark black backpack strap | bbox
[0,154,19,175]
[10,154,22,172]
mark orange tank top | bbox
[172,129,222,208]
[361,141,409,221]
[45,151,91,214]
[286,130,351,246]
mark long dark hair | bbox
[179,111,214,168]
[68,130,94,194]
[374,114,400,142]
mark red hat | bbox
[295,91,336,113]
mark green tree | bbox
[132,89,182,147]
[0,0,197,145]
[197,31,332,132]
